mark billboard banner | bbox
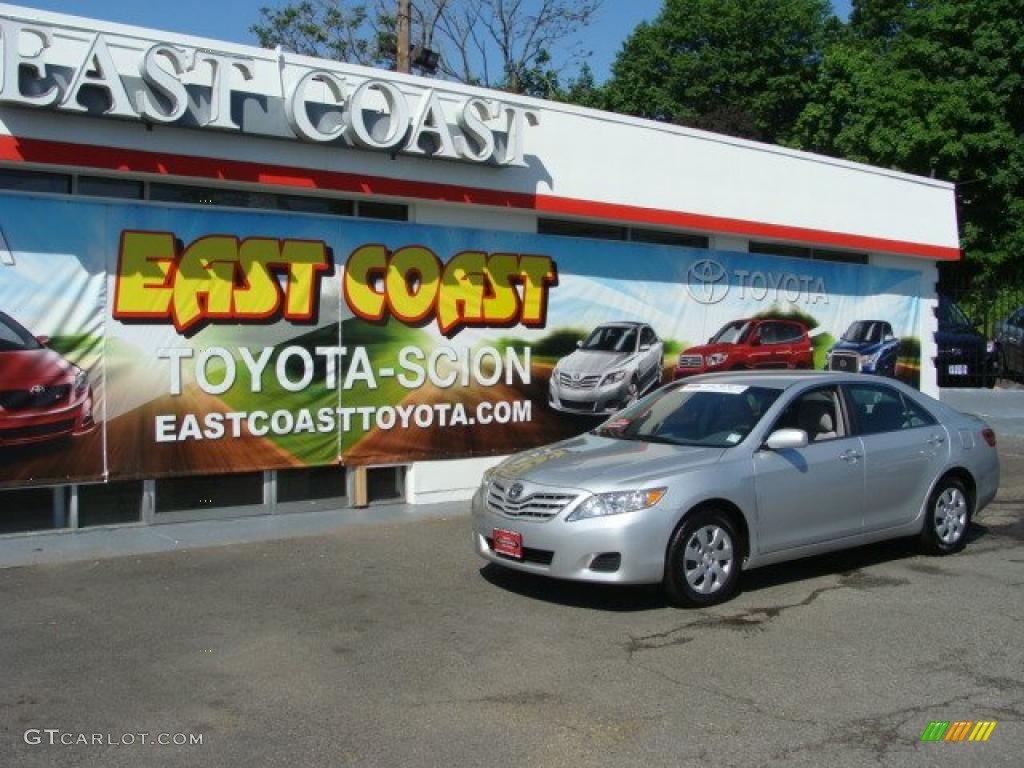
[0,193,923,486]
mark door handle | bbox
[839,449,862,463]
[926,435,946,447]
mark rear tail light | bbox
[981,428,997,447]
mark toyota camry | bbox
[472,372,999,606]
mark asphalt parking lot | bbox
[2,401,1023,767]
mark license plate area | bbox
[492,528,523,560]
[948,364,968,376]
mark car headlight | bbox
[986,341,996,354]
[567,488,666,522]
[601,370,628,385]
[860,350,881,366]
[706,352,728,366]
[73,368,89,395]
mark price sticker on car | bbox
[682,383,749,395]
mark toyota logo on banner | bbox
[687,259,730,304]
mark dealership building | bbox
[0,4,960,535]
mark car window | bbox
[778,323,803,343]
[772,386,845,442]
[710,321,749,345]
[594,383,782,448]
[0,313,42,352]
[759,323,780,345]
[640,327,656,346]
[581,326,637,353]
[846,383,936,435]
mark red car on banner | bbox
[674,317,814,378]
[0,312,94,448]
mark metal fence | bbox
[937,268,1024,388]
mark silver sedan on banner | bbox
[473,372,999,606]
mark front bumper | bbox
[0,387,95,447]
[471,485,668,584]
[548,375,632,415]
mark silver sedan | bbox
[472,372,1000,606]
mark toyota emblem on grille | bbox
[507,482,524,500]
[30,384,46,395]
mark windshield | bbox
[593,382,782,448]
[937,300,972,328]
[843,321,884,343]
[710,321,749,345]
[581,326,637,353]
[0,313,42,353]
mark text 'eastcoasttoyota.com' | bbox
[153,344,534,443]
[24,729,203,747]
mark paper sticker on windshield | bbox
[682,383,749,395]
[726,433,743,444]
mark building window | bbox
[0,168,71,195]
[77,176,144,200]
[277,466,348,504]
[0,487,63,534]
[155,472,263,514]
[78,480,144,527]
[539,217,708,248]
[750,241,867,265]
[539,218,628,241]
[357,201,409,221]
[630,227,709,249]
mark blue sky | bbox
[23,1,853,83]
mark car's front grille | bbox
[829,352,860,373]
[485,537,555,565]
[677,355,703,368]
[487,478,578,520]
[557,397,597,412]
[558,372,601,388]
[0,419,75,441]
[0,384,71,411]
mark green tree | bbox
[602,0,835,142]
[793,0,1024,285]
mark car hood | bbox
[830,339,882,354]
[491,432,725,491]
[556,349,637,377]
[0,348,77,388]
[682,342,735,357]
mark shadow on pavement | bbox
[480,523,1003,611]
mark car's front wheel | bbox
[664,508,741,607]
[919,476,972,555]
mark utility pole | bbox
[396,0,410,73]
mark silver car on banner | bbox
[474,372,1000,606]
[548,322,664,415]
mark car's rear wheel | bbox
[664,509,741,607]
[919,476,972,555]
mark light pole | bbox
[396,0,410,73]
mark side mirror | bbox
[35,335,50,346]
[763,429,808,451]
[576,340,582,348]
[639,344,651,352]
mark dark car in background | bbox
[935,297,999,388]
[826,320,900,377]
[994,307,1024,380]
[0,311,94,448]
[674,318,813,378]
